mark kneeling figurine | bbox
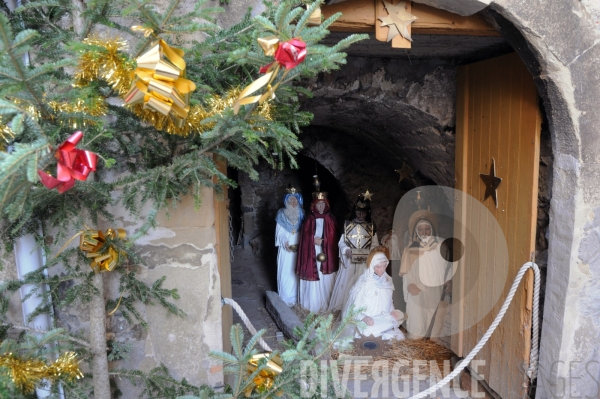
[342,246,405,341]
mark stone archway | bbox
[474,3,600,399]
[315,0,600,397]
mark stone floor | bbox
[230,246,283,351]
[230,246,472,398]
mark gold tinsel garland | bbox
[0,96,107,146]
[73,36,133,96]
[48,97,109,129]
[0,351,83,394]
[0,117,15,151]
[131,89,273,136]
[72,36,273,136]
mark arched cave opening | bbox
[228,10,552,395]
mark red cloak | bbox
[296,199,339,281]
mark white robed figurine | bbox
[400,210,455,339]
[275,188,305,306]
[342,247,405,341]
[329,191,379,312]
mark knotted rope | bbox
[408,261,541,398]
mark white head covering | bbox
[415,220,433,244]
[369,252,389,273]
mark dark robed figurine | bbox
[295,176,339,313]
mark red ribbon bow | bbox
[38,131,97,193]
[259,39,307,73]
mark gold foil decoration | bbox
[244,353,283,397]
[234,37,307,114]
[124,38,196,128]
[131,25,155,37]
[258,36,280,57]
[0,352,83,394]
[79,228,127,272]
[234,37,282,114]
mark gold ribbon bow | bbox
[124,37,196,127]
[244,353,283,397]
[234,36,286,114]
[79,228,127,272]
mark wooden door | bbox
[453,52,541,399]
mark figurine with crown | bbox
[328,190,380,313]
[295,176,339,313]
[274,185,305,306]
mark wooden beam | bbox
[322,0,500,36]
[411,2,500,36]
[323,0,375,32]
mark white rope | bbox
[222,297,273,352]
[408,262,541,399]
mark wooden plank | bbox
[411,2,500,36]
[323,0,376,32]
[467,61,484,354]
[452,65,469,357]
[475,59,496,381]
[214,156,233,355]
[324,0,500,36]
[508,58,539,396]
[496,57,525,397]
[488,54,513,391]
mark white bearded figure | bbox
[275,188,305,305]
[400,210,455,339]
[342,247,405,341]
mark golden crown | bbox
[286,186,299,194]
[312,191,328,200]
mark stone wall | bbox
[1,188,225,396]
[237,129,418,267]
[103,189,224,393]
[302,56,458,187]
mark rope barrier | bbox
[222,297,273,352]
[407,261,541,399]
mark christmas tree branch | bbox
[9,324,92,349]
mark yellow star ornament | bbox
[362,190,373,201]
[378,1,418,42]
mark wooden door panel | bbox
[453,52,540,399]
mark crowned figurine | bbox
[328,190,379,312]
[274,185,304,306]
[295,176,339,313]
